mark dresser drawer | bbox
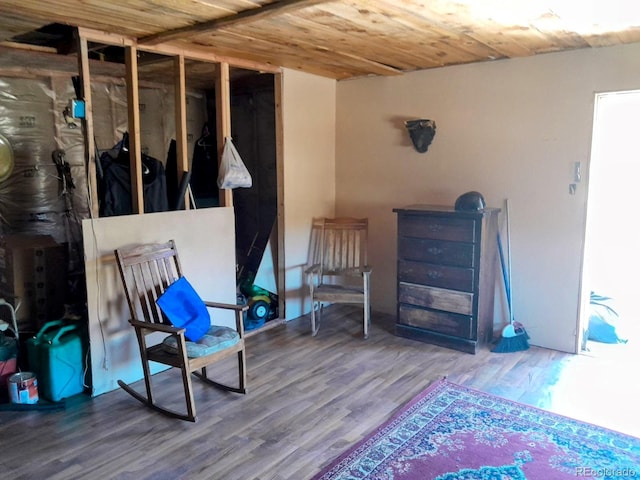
[398,260,474,291]
[398,214,476,242]
[398,304,473,339]
[398,282,473,316]
[398,237,475,267]
[394,206,500,353]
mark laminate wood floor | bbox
[0,305,637,479]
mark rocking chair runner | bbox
[114,240,247,422]
[305,218,372,338]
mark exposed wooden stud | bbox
[125,45,144,214]
[215,62,233,208]
[0,67,206,93]
[0,68,72,80]
[139,0,332,46]
[76,32,99,218]
[174,55,189,210]
[274,71,286,319]
[144,40,281,74]
[0,41,57,54]
[77,27,136,47]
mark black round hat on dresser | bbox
[454,191,486,211]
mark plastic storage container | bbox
[27,320,85,402]
[0,333,18,401]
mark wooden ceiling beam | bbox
[0,40,57,54]
[139,0,331,46]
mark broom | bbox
[493,198,529,353]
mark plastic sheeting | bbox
[0,77,87,244]
[0,75,207,243]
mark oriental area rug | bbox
[313,379,640,480]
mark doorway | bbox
[200,69,282,332]
[582,89,640,355]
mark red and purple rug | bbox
[313,379,640,479]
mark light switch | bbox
[574,162,582,182]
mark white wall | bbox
[83,207,236,396]
[335,43,640,353]
[281,69,336,320]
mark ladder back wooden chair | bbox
[114,240,248,422]
[305,217,372,338]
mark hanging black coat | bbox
[98,150,169,217]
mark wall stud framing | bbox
[174,55,189,209]
[125,45,144,214]
[215,62,233,207]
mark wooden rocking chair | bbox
[305,218,372,338]
[114,240,247,422]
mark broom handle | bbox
[506,198,514,325]
[497,233,511,310]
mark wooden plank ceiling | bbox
[1,0,639,80]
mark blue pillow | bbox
[156,276,210,342]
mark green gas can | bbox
[27,320,85,402]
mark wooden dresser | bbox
[393,205,500,354]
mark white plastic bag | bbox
[217,137,252,189]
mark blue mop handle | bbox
[505,198,514,325]
[497,232,512,311]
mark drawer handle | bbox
[427,247,443,256]
[428,224,443,232]
[427,270,443,279]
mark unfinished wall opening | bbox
[89,46,175,216]
[228,68,278,329]
[0,29,285,399]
